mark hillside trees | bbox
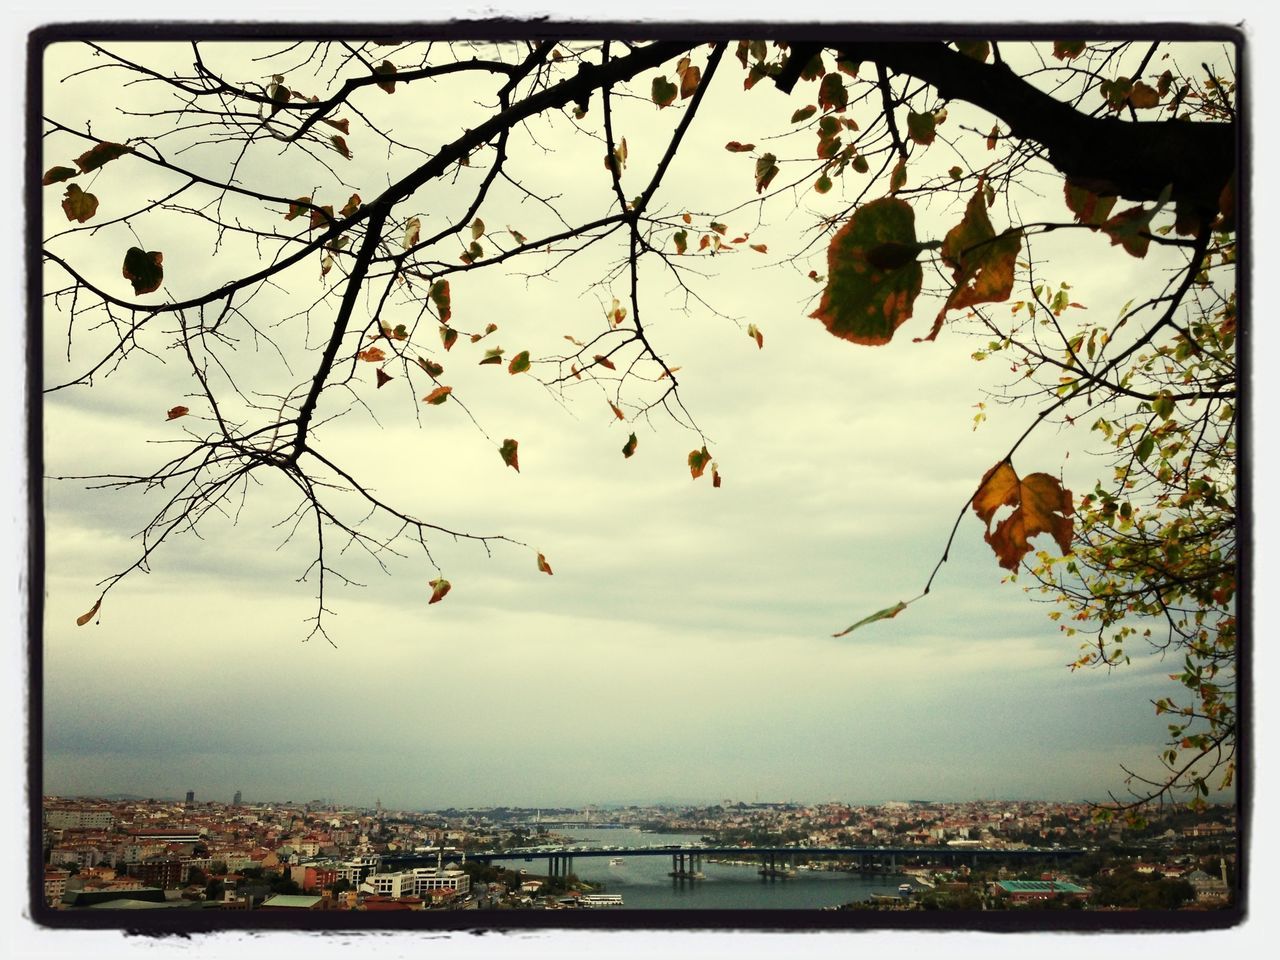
[39,31,1239,807]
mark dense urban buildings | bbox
[38,794,1237,913]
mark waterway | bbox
[489,827,913,910]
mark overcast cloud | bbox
[37,35,1237,810]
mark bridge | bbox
[381,844,1085,881]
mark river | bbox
[488,827,913,910]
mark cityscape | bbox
[39,792,1238,916]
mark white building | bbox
[359,867,470,899]
[45,808,116,831]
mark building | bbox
[260,894,326,910]
[358,867,470,900]
[233,790,242,806]
[44,869,71,906]
[290,864,339,892]
[185,790,195,805]
[44,808,116,831]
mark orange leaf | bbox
[928,184,1021,340]
[688,446,711,479]
[428,578,451,604]
[609,401,625,420]
[594,355,616,370]
[537,553,554,575]
[166,405,189,420]
[423,385,452,405]
[972,462,1074,570]
[358,347,386,362]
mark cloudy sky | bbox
[35,32,1238,812]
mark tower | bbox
[233,790,242,806]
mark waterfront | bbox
[490,828,913,910]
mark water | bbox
[489,827,912,910]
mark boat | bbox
[609,857,624,866]
[579,894,624,908]
[898,883,913,895]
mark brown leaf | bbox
[500,438,520,472]
[43,165,78,186]
[972,462,1074,570]
[376,368,393,388]
[537,553,554,576]
[358,347,387,362]
[122,248,164,296]
[609,401,625,421]
[61,184,98,223]
[166,405,189,420]
[929,185,1021,340]
[593,355,616,371]
[76,599,101,626]
[423,385,453,405]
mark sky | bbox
[31,31,1240,816]
[6,5,1276,959]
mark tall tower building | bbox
[185,790,195,806]
[233,790,242,806]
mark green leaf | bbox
[440,326,458,351]
[1063,179,1118,227]
[833,601,908,637]
[906,111,936,146]
[791,105,817,124]
[818,73,847,111]
[809,197,924,345]
[814,174,832,194]
[60,183,98,223]
[889,158,907,194]
[500,438,520,472]
[74,141,131,173]
[42,165,78,186]
[122,247,164,296]
[1152,393,1175,420]
[471,217,485,240]
[1135,434,1155,463]
[1053,41,1087,61]
[429,279,451,323]
[428,578,451,604]
[651,75,678,108]
[622,433,638,458]
[508,350,531,374]
[673,229,688,254]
